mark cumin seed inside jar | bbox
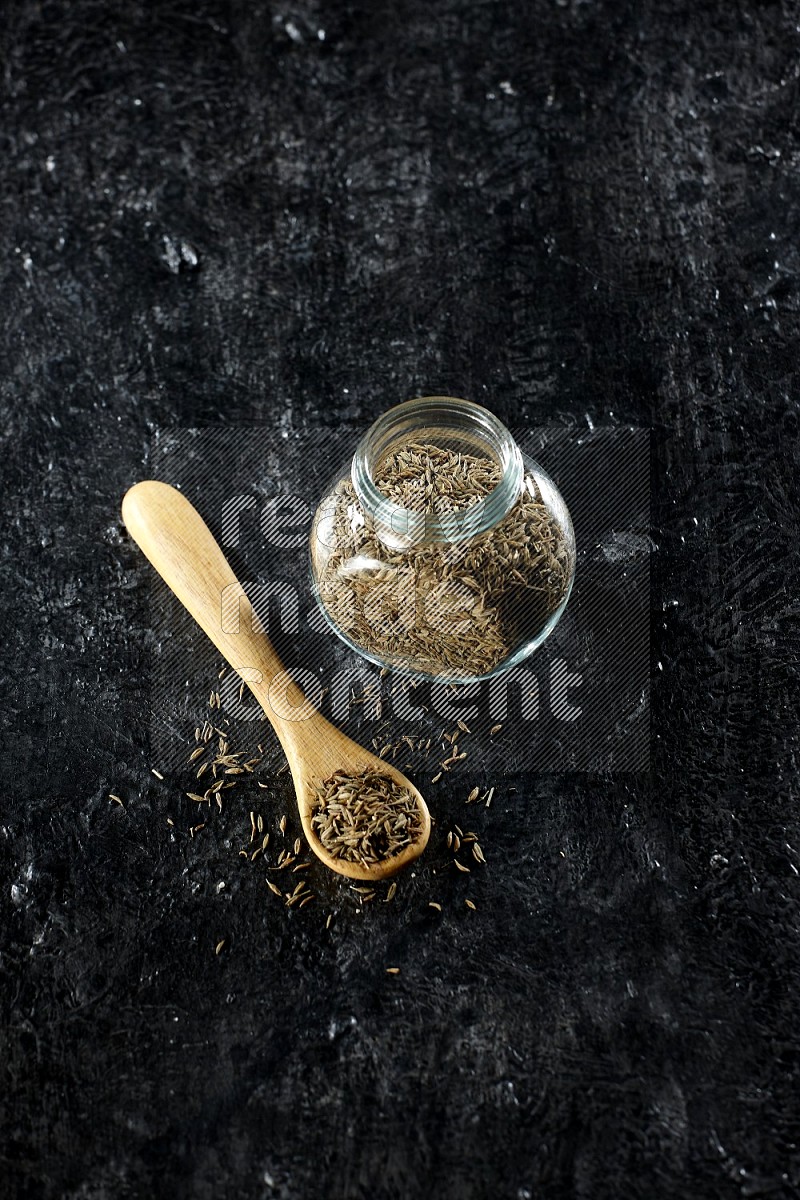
[310,396,575,681]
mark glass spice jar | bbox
[309,396,575,682]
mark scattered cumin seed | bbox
[326,914,333,929]
[467,786,479,803]
[465,899,476,911]
[109,794,123,806]
[428,901,442,911]
[386,967,400,975]
[490,724,503,735]
[215,940,225,955]
[431,772,442,783]
[279,815,287,835]
[151,768,164,780]
[386,882,397,902]
[267,880,282,897]
[454,860,470,873]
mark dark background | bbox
[2,2,799,1198]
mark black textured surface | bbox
[2,3,799,1198]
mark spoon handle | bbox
[121,480,306,724]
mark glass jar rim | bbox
[351,396,523,544]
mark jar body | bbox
[309,398,575,682]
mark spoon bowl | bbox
[121,480,431,881]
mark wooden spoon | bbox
[121,480,431,881]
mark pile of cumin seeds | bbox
[373,442,502,515]
[310,767,423,867]
[314,442,572,677]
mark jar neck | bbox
[351,396,523,546]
